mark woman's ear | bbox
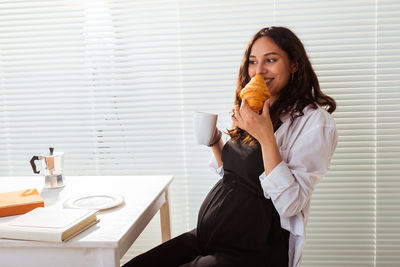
[290,62,298,73]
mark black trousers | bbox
[123,229,239,267]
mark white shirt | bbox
[209,105,338,267]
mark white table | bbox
[0,175,173,267]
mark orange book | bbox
[0,189,44,217]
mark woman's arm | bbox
[233,100,281,175]
[233,101,338,218]
[209,128,224,167]
[260,124,337,218]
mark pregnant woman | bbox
[124,26,338,267]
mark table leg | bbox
[160,190,171,242]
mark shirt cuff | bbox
[259,161,295,198]
[209,155,224,176]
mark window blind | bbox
[377,1,400,266]
[0,0,398,266]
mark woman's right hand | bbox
[208,128,221,147]
[209,127,224,167]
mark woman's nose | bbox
[256,63,266,74]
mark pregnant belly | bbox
[197,180,273,250]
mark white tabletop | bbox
[0,175,173,267]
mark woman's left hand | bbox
[231,100,274,144]
[233,99,282,174]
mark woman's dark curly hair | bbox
[228,26,336,144]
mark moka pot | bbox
[30,147,65,188]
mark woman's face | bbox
[248,36,296,103]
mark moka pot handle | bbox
[30,156,40,174]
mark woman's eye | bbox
[249,60,257,65]
[265,58,276,63]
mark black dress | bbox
[196,140,289,266]
[124,140,289,267]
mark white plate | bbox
[63,194,124,211]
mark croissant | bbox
[240,74,270,112]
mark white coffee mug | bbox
[193,111,218,145]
